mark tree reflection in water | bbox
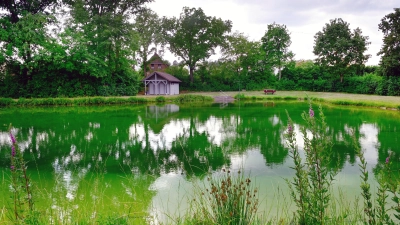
[0,103,399,222]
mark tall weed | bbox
[8,125,34,222]
[285,101,337,224]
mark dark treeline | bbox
[0,0,151,98]
[1,2,399,98]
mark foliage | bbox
[134,8,162,77]
[169,59,275,92]
[161,7,232,83]
[0,0,57,23]
[378,8,400,77]
[347,73,382,94]
[0,12,55,80]
[0,0,149,98]
[155,96,166,102]
[165,65,190,87]
[261,22,294,80]
[221,31,263,77]
[190,169,259,225]
[313,18,370,82]
[64,0,147,78]
[285,102,337,224]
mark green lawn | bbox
[179,91,400,109]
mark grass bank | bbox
[0,95,214,107]
[1,91,399,110]
[192,91,400,110]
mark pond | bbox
[0,101,399,223]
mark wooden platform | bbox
[213,96,235,103]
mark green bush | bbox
[277,79,296,90]
[174,95,213,102]
[0,98,14,106]
[313,79,330,92]
[386,76,400,96]
[155,96,166,102]
[234,93,245,100]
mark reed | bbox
[188,169,259,225]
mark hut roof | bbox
[142,71,182,83]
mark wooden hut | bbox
[142,71,181,95]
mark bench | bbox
[264,89,276,95]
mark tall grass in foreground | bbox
[186,169,259,225]
[284,100,400,224]
[285,102,338,224]
[8,126,35,223]
[356,137,400,224]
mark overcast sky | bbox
[146,0,398,65]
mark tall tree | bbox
[0,0,57,23]
[161,7,232,83]
[261,22,294,80]
[0,0,57,79]
[378,8,400,77]
[133,8,161,77]
[64,0,152,77]
[313,18,370,82]
[221,31,261,76]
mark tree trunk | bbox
[190,66,194,83]
[278,65,282,80]
[142,51,148,77]
[340,73,343,83]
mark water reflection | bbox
[0,103,400,221]
[0,104,399,175]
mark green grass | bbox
[1,91,399,109]
[0,95,213,107]
[206,91,400,109]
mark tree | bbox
[261,22,294,80]
[161,7,232,83]
[0,0,58,78]
[313,18,370,82]
[378,8,400,77]
[221,31,261,76]
[0,0,57,23]
[64,0,152,77]
[133,8,162,77]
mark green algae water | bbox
[0,102,399,223]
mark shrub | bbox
[155,96,166,103]
[234,93,245,100]
[0,98,14,106]
[277,79,296,91]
